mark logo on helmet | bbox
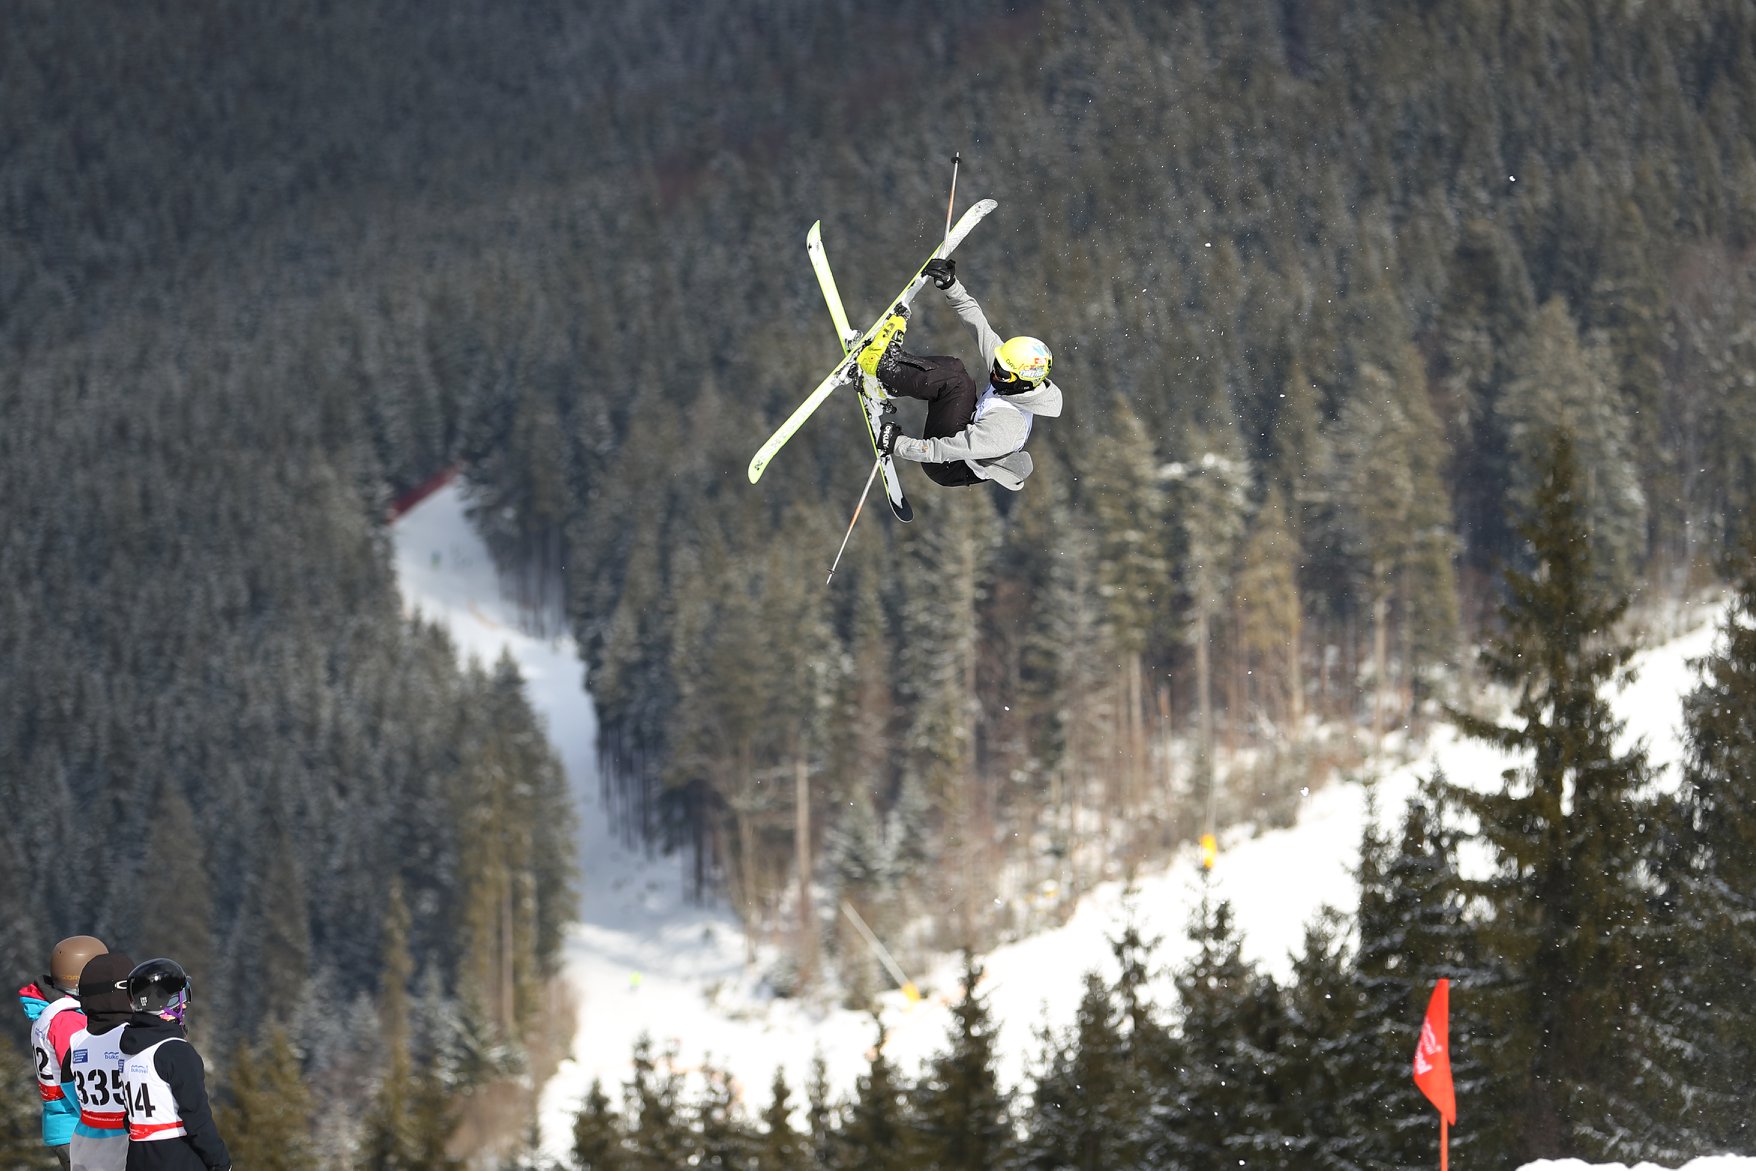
[993,336,1052,390]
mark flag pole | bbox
[1413,978,1456,1171]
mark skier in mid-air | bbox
[859,256,1062,491]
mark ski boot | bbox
[856,305,910,382]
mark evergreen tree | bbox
[823,786,892,1009]
[572,1078,628,1171]
[1274,910,1366,1171]
[1234,485,1305,728]
[466,383,572,616]
[623,1035,693,1171]
[1165,883,1286,1169]
[1018,971,1150,1171]
[1431,218,1537,569]
[1584,195,1671,555]
[885,771,935,893]
[451,652,574,1044]
[1668,245,1756,554]
[1269,354,1325,523]
[1642,533,1756,1154]
[695,1064,757,1170]
[359,1040,420,1170]
[755,1066,810,1171]
[406,1060,465,1170]
[832,1017,915,1171]
[361,880,462,1170]
[255,828,314,1014]
[911,954,1012,1171]
[1000,445,1097,797]
[804,1053,836,1170]
[825,562,892,803]
[824,785,891,896]
[894,489,995,806]
[1443,432,1663,1161]
[1342,784,1489,1170]
[218,1027,318,1171]
[134,783,216,985]
[1164,435,1251,823]
[1328,347,1459,730]
[1498,298,1647,593]
[1083,396,1169,820]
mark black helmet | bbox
[126,958,192,1022]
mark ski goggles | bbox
[157,985,191,1025]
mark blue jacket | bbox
[19,982,79,1146]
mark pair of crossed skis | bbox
[746,198,999,527]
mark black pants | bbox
[882,353,984,487]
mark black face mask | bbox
[990,363,1040,395]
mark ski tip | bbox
[892,498,914,523]
[807,220,822,245]
[747,454,768,484]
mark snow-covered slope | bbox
[391,481,1736,1168]
[1522,1161,1756,1171]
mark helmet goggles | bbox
[156,984,191,1025]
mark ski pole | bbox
[944,152,960,237]
[826,456,883,585]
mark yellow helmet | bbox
[993,336,1052,389]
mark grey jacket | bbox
[889,280,1063,491]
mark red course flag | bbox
[1413,978,1457,1124]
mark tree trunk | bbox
[1196,607,1215,834]
[737,801,758,963]
[794,753,816,989]
[1372,580,1390,740]
[500,882,515,1034]
[1287,607,1305,728]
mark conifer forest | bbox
[5,1,1756,1166]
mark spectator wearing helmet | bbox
[118,959,230,1171]
[861,255,1063,491]
[67,951,136,1171]
[19,934,108,1169]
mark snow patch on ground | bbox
[1521,1161,1756,1171]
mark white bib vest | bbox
[972,386,1033,452]
[121,1038,190,1141]
[68,1023,128,1136]
[30,995,79,1103]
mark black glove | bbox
[923,258,956,290]
[877,421,901,457]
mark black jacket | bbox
[119,1015,231,1171]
